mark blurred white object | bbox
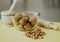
[35,14,59,30]
[9,0,18,12]
[1,0,18,23]
[38,19,58,30]
[1,10,15,26]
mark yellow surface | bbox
[0,21,60,42]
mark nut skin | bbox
[39,32,45,36]
[35,34,39,39]
[14,13,22,21]
[19,18,27,25]
[24,23,32,31]
[25,31,32,37]
[17,24,24,30]
[25,28,46,39]
[31,33,36,39]
[26,33,31,37]
[29,17,37,26]
[33,28,41,34]
[25,31,33,35]
[22,16,29,21]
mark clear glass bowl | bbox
[13,11,40,31]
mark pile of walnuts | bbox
[14,12,46,39]
[14,12,37,31]
[25,28,46,39]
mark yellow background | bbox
[0,21,60,42]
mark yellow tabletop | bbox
[0,20,60,42]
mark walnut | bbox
[22,16,29,21]
[24,23,32,30]
[25,28,46,39]
[17,24,24,30]
[29,17,37,26]
[19,18,27,25]
[14,13,22,21]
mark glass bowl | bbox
[12,11,40,32]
